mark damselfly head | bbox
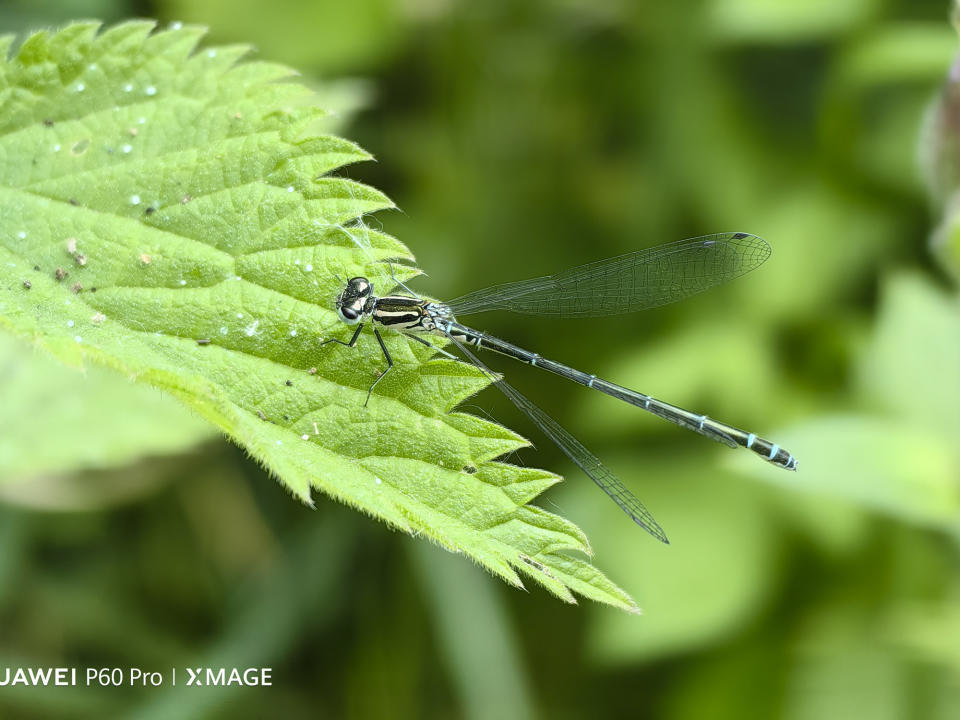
[335,277,373,324]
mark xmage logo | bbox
[184,668,272,687]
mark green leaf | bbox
[743,415,960,529]
[0,20,634,609]
[837,25,958,87]
[859,274,960,438]
[933,207,960,282]
[708,0,881,43]
[163,0,404,73]
[0,331,214,508]
[585,457,780,662]
[781,600,911,720]
[742,275,960,531]
[890,601,960,676]
[409,541,537,720]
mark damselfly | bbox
[324,232,796,543]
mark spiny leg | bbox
[364,327,394,407]
[384,260,419,297]
[321,322,364,348]
[404,332,458,361]
[405,333,506,383]
[322,323,381,403]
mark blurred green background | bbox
[2,0,960,718]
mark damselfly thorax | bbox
[334,277,451,332]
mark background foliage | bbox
[0,1,958,719]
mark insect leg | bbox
[321,322,365,348]
[364,327,394,406]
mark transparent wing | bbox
[446,232,769,318]
[450,337,669,544]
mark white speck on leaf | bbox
[66,320,75,328]
[145,86,157,96]
[75,83,85,92]
[123,83,133,92]
[130,195,141,205]
[219,326,228,335]
[122,144,132,153]
[244,320,259,337]
[305,264,313,272]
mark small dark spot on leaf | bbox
[145,206,156,215]
[33,265,40,272]
[43,118,54,127]
[196,338,211,345]
[520,555,549,573]
[22,280,31,290]
[283,415,290,421]
[90,287,97,293]
[71,282,82,293]
[463,465,478,474]
[68,198,79,206]
[55,268,67,281]
[285,380,293,387]
[75,254,86,266]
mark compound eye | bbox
[338,305,360,323]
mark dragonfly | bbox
[323,232,796,544]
